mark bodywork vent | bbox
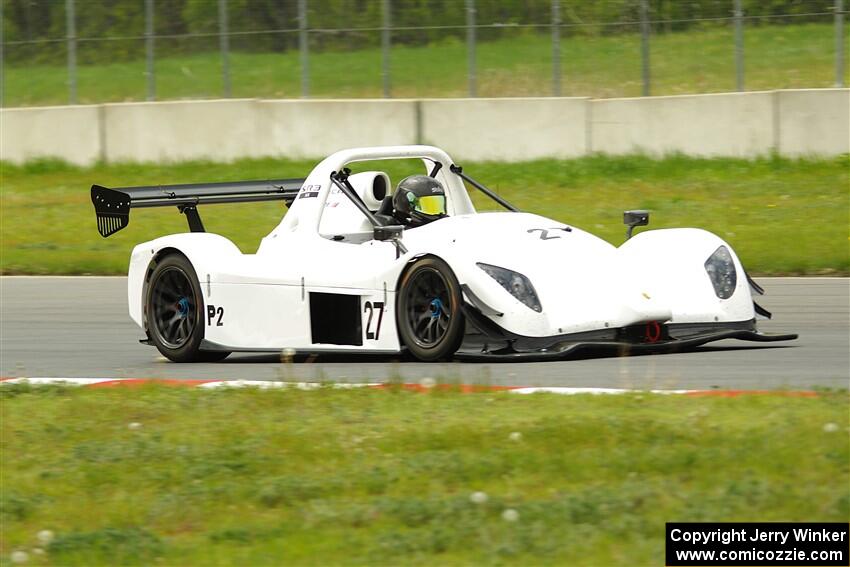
[309,292,363,346]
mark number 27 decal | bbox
[364,301,385,340]
[527,227,571,240]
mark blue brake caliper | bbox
[429,298,443,319]
[177,297,190,318]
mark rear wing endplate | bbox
[91,178,304,237]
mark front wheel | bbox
[145,254,230,363]
[396,257,465,361]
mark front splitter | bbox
[455,329,798,362]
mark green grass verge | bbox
[4,23,847,106]
[1,385,847,565]
[1,154,847,275]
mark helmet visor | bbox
[413,194,446,216]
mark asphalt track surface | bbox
[1,277,847,390]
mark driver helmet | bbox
[392,175,447,227]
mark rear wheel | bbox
[145,254,229,363]
[396,257,465,361]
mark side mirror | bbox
[374,224,404,242]
[374,224,407,258]
[623,210,649,240]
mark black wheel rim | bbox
[150,266,197,350]
[405,267,453,348]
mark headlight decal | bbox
[704,245,737,299]
[476,263,542,312]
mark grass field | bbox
[1,154,847,275]
[4,22,846,106]
[1,384,847,565]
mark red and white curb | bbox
[0,377,818,397]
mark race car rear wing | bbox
[91,178,305,237]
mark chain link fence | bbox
[0,0,846,107]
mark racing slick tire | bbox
[396,257,465,361]
[145,253,230,363]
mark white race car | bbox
[91,145,796,362]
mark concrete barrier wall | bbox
[103,99,262,163]
[0,104,102,165]
[776,89,850,157]
[1,90,846,165]
[259,100,417,158]
[420,98,588,161]
[101,99,419,163]
[589,91,776,157]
